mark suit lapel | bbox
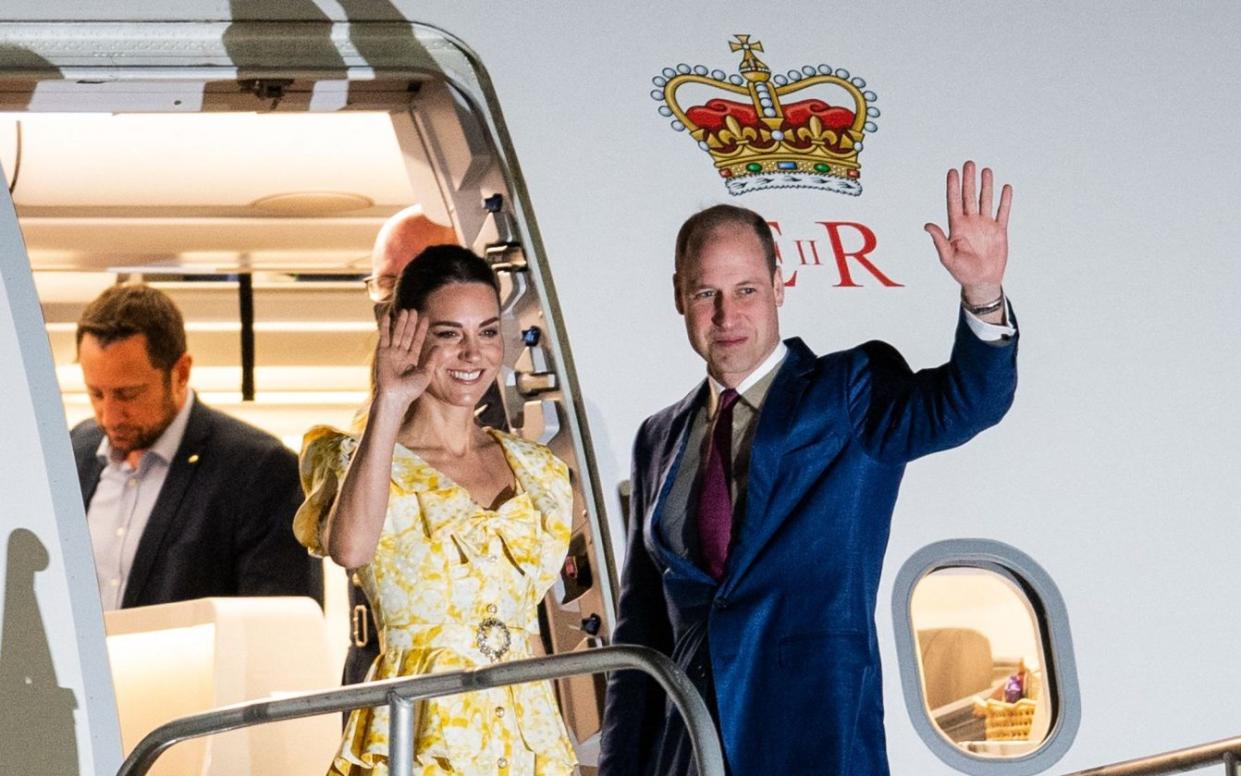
[647,382,713,582]
[720,338,818,594]
[122,400,212,607]
[75,426,106,507]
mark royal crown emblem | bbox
[652,35,879,196]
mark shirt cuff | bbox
[963,300,1016,342]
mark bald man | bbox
[364,204,458,305]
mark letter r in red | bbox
[818,221,903,288]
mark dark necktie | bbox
[697,388,740,581]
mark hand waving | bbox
[924,161,1012,304]
[375,308,440,407]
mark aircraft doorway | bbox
[2,20,615,775]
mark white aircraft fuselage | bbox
[1,3,1239,774]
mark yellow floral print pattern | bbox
[295,426,578,775]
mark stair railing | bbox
[116,644,724,776]
[1064,739,1241,775]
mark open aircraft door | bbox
[0,19,618,773]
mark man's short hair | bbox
[76,284,187,371]
[674,204,778,276]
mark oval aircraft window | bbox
[914,568,1050,750]
[891,540,1080,776]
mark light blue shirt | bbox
[87,392,194,610]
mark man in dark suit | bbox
[72,284,322,610]
[598,162,1018,775]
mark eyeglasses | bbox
[363,274,398,303]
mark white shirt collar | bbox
[706,341,788,411]
[97,391,195,468]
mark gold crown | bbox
[653,35,879,196]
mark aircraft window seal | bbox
[891,539,1080,775]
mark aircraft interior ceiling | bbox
[10,110,417,445]
[2,110,441,273]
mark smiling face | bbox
[416,281,504,408]
[674,224,784,388]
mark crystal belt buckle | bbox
[475,617,512,662]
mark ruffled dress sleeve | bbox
[526,443,575,592]
[292,425,356,557]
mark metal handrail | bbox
[1064,737,1241,775]
[116,644,724,776]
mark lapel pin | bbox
[188,454,200,464]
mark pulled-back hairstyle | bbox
[392,244,500,313]
[76,284,186,371]
[674,204,778,276]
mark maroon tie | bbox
[697,388,740,581]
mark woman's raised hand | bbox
[375,308,440,407]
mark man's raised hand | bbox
[924,161,1013,309]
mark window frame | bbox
[891,539,1081,775]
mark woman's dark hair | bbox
[392,244,500,313]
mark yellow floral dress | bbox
[294,426,578,775]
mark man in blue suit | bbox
[599,162,1018,775]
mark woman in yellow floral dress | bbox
[294,246,577,775]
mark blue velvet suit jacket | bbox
[599,312,1018,775]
